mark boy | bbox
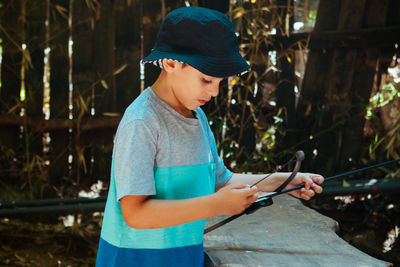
[96,6,324,267]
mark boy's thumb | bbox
[231,184,249,190]
[231,184,258,193]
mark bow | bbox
[205,153,400,234]
[204,150,305,234]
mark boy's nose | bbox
[209,84,219,97]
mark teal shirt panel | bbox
[101,161,216,249]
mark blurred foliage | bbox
[205,0,311,173]
[369,79,400,162]
[0,215,102,266]
[308,58,400,265]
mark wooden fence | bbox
[1,0,400,201]
[0,0,183,199]
[296,0,400,174]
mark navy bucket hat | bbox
[141,6,250,78]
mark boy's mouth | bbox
[198,99,208,105]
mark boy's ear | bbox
[162,59,178,72]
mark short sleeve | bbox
[113,119,157,200]
[196,109,232,188]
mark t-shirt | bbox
[96,88,232,267]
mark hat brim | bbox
[142,50,250,78]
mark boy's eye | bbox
[202,78,212,84]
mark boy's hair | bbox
[141,6,250,78]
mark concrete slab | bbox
[204,194,390,267]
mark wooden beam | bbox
[264,25,400,51]
[0,115,120,132]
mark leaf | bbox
[14,253,25,262]
[142,16,152,24]
[233,7,245,19]
[76,147,87,174]
[103,112,121,117]
[7,104,20,114]
[262,133,270,140]
[75,94,88,113]
[100,80,108,89]
[113,64,127,75]
[54,4,68,18]
[342,179,351,187]
[230,78,238,87]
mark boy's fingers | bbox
[301,173,324,190]
[311,183,323,194]
[247,191,259,200]
[301,187,315,196]
[302,176,313,190]
[310,174,324,184]
[248,185,258,194]
[299,188,314,200]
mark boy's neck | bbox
[151,72,194,118]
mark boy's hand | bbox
[286,173,324,200]
[214,184,259,215]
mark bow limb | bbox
[244,150,304,215]
[272,150,304,193]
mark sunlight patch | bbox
[383,225,399,253]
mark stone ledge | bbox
[204,194,390,267]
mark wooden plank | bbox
[48,0,70,186]
[70,0,97,187]
[315,0,367,173]
[80,128,114,188]
[0,0,22,112]
[84,0,117,185]
[143,0,162,88]
[0,0,23,152]
[25,0,46,117]
[93,0,117,113]
[313,0,341,31]
[50,0,69,119]
[387,0,400,26]
[24,0,47,158]
[254,25,400,52]
[295,0,341,172]
[114,0,142,111]
[204,195,390,266]
[339,0,391,167]
[0,115,120,132]
[275,0,296,148]
[293,0,396,174]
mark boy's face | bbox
[166,61,224,115]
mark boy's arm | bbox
[120,183,258,229]
[223,172,324,200]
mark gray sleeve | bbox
[113,119,157,200]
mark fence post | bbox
[0,0,23,153]
[49,0,70,190]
